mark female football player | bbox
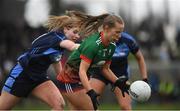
[0,13,81,110]
[56,11,130,110]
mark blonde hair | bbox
[45,10,124,38]
[45,15,80,32]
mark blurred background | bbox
[0,0,180,110]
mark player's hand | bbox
[86,89,100,110]
[142,78,148,83]
[142,78,152,88]
[113,75,130,97]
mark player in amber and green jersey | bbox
[57,32,116,83]
[67,32,116,76]
[56,12,130,110]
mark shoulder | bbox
[34,32,66,42]
[53,32,66,41]
[78,33,101,53]
[121,32,137,42]
[83,32,100,46]
[110,42,116,51]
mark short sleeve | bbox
[129,40,139,54]
[80,42,98,64]
[122,32,139,54]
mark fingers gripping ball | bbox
[129,80,151,102]
[113,76,130,97]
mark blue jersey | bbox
[110,32,139,76]
[17,31,66,74]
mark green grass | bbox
[99,103,180,110]
[13,99,180,110]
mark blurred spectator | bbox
[159,42,171,64]
[176,28,180,52]
[0,67,3,86]
[3,59,14,75]
[149,71,160,93]
[159,80,176,102]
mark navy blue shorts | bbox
[56,81,84,93]
[2,63,49,97]
[91,68,129,85]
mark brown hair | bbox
[103,14,124,28]
[66,10,109,38]
[66,11,124,38]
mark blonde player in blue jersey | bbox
[56,11,130,110]
[0,13,83,110]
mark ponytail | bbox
[66,10,109,38]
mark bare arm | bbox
[134,50,148,79]
[79,60,92,91]
[102,62,131,97]
[52,62,62,75]
[80,61,100,110]
[101,63,118,83]
[60,40,80,51]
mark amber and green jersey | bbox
[67,32,116,75]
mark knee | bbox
[51,97,66,110]
[59,99,66,109]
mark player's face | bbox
[64,27,80,42]
[105,22,124,42]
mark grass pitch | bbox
[13,98,180,110]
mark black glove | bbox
[86,89,100,110]
[143,78,148,83]
[143,78,152,88]
[113,76,130,97]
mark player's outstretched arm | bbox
[60,40,80,51]
[134,50,148,82]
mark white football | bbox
[129,80,151,102]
